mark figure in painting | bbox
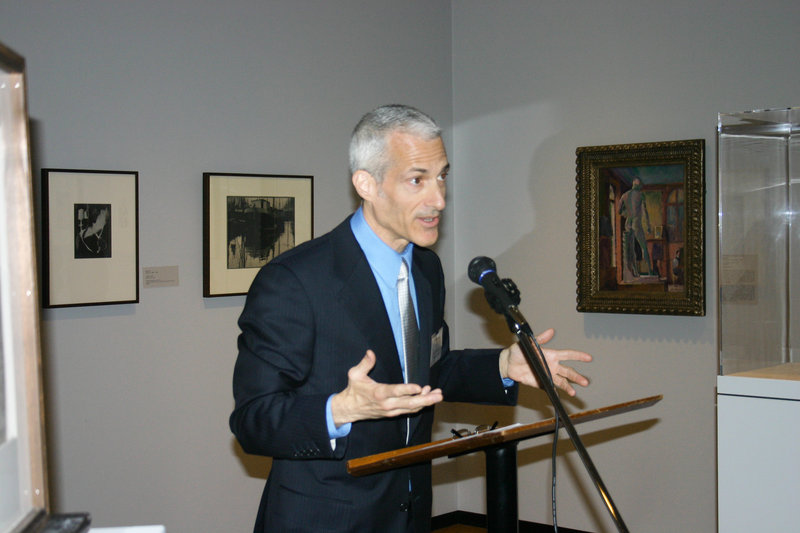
[618,178,654,279]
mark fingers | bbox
[373,381,423,401]
[347,349,377,381]
[358,349,377,371]
[546,356,591,396]
[548,349,592,370]
[553,377,577,397]
[560,348,593,363]
[375,385,443,417]
[376,382,442,404]
[337,350,443,423]
[535,329,592,364]
[535,328,555,345]
[530,330,592,396]
[553,369,586,396]
[563,364,590,386]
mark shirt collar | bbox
[351,207,414,286]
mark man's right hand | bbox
[330,350,443,427]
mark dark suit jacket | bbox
[230,216,517,533]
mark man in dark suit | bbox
[229,104,592,533]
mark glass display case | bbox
[717,107,799,376]
[716,107,800,533]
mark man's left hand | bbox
[499,328,592,397]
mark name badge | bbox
[430,327,443,367]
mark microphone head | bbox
[468,256,496,284]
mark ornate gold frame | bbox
[575,139,705,315]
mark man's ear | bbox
[352,170,376,202]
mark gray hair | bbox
[349,104,442,181]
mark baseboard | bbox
[432,510,589,532]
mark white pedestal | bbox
[89,527,165,533]
[717,364,800,532]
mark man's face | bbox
[359,131,449,252]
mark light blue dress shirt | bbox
[326,208,418,440]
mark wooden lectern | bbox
[351,256,662,531]
[348,395,661,533]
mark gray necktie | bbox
[397,259,419,385]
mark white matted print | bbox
[42,169,139,307]
[203,172,313,297]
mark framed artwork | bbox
[203,172,313,297]
[41,169,140,308]
[1,40,49,532]
[575,139,705,315]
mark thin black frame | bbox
[203,172,314,297]
[41,168,140,308]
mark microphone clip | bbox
[485,277,521,314]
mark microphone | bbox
[467,256,520,314]
[467,256,498,286]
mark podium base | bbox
[432,510,589,533]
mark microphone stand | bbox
[485,279,629,533]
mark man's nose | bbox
[427,182,446,211]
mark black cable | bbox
[529,331,559,532]
[551,413,559,532]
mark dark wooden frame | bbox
[575,139,705,315]
[203,172,313,297]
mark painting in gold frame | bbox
[575,139,705,315]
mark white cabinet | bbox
[717,364,800,532]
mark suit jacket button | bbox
[399,502,410,512]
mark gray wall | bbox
[1,1,799,532]
[0,1,454,531]
[448,1,800,532]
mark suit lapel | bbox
[328,218,439,391]
[411,259,432,387]
[331,220,404,384]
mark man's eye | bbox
[437,173,448,182]
[409,177,422,185]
